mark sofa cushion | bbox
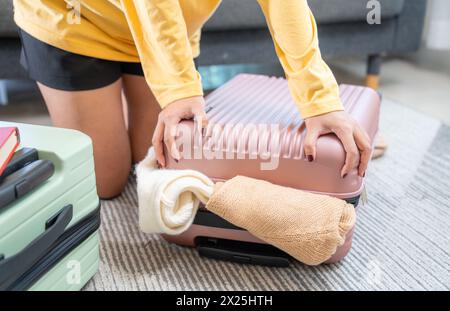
[0,0,16,37]
[0,0,406,35]
[204,0,405,31]
[312,0,405,24]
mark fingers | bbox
[163,119,181,162]
[192,105,209,135]
[303,128,320,162]
[152,119,166,167]
[152,96,207,167]
[354,125,372,177]
[334,125,360,178]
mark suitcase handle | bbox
[0,205,73,290]
[196,237,291,267]
[198,244,290,267]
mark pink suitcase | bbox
[163,74,381,266]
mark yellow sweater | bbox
[14,0,343,118]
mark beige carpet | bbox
[85,99,450,291]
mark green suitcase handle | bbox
[0,205,73,290]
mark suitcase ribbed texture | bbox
[169,74,381,197]
[199,74,377,159]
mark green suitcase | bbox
[0,121,100,291]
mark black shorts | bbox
[19,29,145,91]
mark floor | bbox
[1,47,449,125]
[331,50,450,123]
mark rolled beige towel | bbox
[206,176,356,265]
[137,148,213,235]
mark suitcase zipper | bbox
[5,203,101,291]
[194,195,361,230]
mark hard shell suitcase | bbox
[0,122,100,291]
[163,74,381,266]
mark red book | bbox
[0,127,20,176]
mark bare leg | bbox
[122,91,129,129]
[37,80,132,199]
[122,74,161,163]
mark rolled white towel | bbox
[136,148,214,235]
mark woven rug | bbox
[85,99,450,291]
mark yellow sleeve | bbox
[190,29,202,59]
[120,0,203,108]
[257,0,344,118]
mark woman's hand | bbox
[152,96,208,167]
[304,111,372,178]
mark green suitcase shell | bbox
[0,121,100,291]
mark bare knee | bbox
[131,143,152,164]
[93,142,132,199]
[97,181,128,200]
[95,161,131,199]
[88,137,132,199]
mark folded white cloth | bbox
[136,148,214,235]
